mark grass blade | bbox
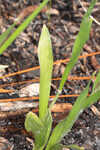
[0,23,16,49]
[0,0,49,55]
[83,90,100,109]
[50,0,96,108]
[46,82,90,150]
[59,1,94,91]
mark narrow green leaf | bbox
[46,82,90,150]
[83,90,100,109]
[0,23,16,49]
[59,12,92,91]
[50,0,96,109]
[47,73,100,150]
[0,0,49,55]
[38,25,53,119]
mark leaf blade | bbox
[0,23,16,49]
[46,82,90,150]
[25,111,52,150]
[0,0,49,54]
[38,24,53,119]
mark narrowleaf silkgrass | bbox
[25,0,100,150]
[0,0,49,54]
[0,0,99,150]
[0,23,16,48]
[38,25,53,119]
[25,24,53,150]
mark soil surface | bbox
[0,0,100,150]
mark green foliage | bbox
[0,23,16,47]
[58,1,93,91]
[25,1,100,150]
[50,143,63,150]
[25,25,53,150]
[49,0,95,109]
[46,82,91,150]
[0,0,99,150]
[25,110,52,150]
[0,0,49,55]
[46,1,97,150]
[38,25,53,119]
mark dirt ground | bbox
[0,0,100,150]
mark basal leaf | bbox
[25,110,52,150]
[46,82,90,150]
[25,112,44,150]
[34,110,52,150]
[25,112,43,133]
